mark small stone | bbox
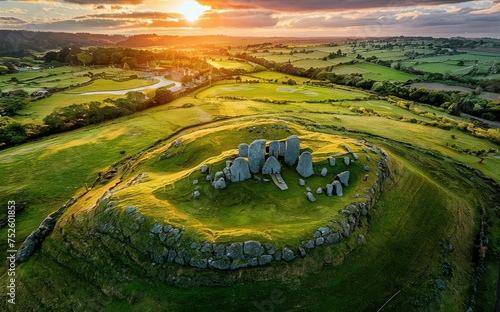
[189,258,208,269]
[125,206,136,215]
[306,187,312,192]
[193,190,201,199]
[298,247,306,258]
[206,175,212,181]
[366,156,371,161]
[264,243,276,255]
[201,164,208,174]
[304,240,315,249]
[344,156,350,166]
[328,157,336,167]
[363,165,369,172]
[238,143,249,157]
[315,237,325,246]
[192,179,199,185]
[318,227,330,236]
[352,153,359,160]
[357,234,365,244]
[190,242,198,250]
[435,279,446,290]
[258,255,274,266]
[306,192,316,202]
[316,187,323,195]
[299,179,305,186]
[150,223,162,234]
[321,167,328,177]
[209,258,230,270]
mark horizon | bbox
[0,0,499,38]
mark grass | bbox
[354,62,416,82]
[196,83,368,102]
[206,57,255,71]
[66,78,158,93]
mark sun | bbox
[177,1,210,22]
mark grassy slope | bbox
[66,78,158,93]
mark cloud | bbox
[471,2,500,13]
[63,0,143,5]
[198,0,477,12]
[75,11,182,20]
[0,16,27,25]
[198,11,279,28]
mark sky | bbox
[0,0,499,37]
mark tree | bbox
[1,122,28,144]
[121,57,137,69]
[0,90,30,114]
[153,87,174,105]
[77,52,93,67]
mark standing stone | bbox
[230,157,251,182]
[200,164,208,174]
[298,179,305,186]
[320,167,328,177]
[262,156,281,174]
[344,145,351,152]
[332,180,343,196]
[336,171,350,186]
[278,142,286,158]
[316,187,323,195]
[328,157,336,167]
[326,184,333,196]
[306,192,316,202]
[269,141,279,158]
[226,160,232,168]
[248,139,266,174]
[213,177,227,190]
[344,156,350,166]
[238,143,249,157]
[296,152,314,178]
[285,135,300,166]
[352,153,359,160]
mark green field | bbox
[206,57,255,71]
[197,83,368,101]
[354,62,416,81]
[66,78,158,93]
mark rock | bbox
[366,156,371,161]
[226,243,244,261]
[304,240,315,249]
[193,190,201,199]
[281,248,295,262]
[326,184,333,196]
[352,153,359,160]
[200,242,212,253]
[248,139,267,173]
[206,175,212,181]
[285,135,300,166]
[306,187,312,192]
[213,244,226,259]
[163,225,172,233]
[214,171,224,181]
[363,165,369,172]
[274,250,282,261]
[298,247,307,258]
[313,231,321,238]
[269,141,279,158]
[435,279,446,290]
[363,174,369,181]
[278,142,286,157]
[226,160,232,168]
[332,180,343,196]
[316,187,323,195]
[325,233,340,245]
[208,257,230,270]
[315,237,325,246]
[306,192,316,202]
[189,258,208,269]
[263,178,270,182]
[244,240,264,257]
[230,157,252,182]
[213,177,227,190]
[223,167,232,180]
[192,179,199,185]
[264,243,276,255]
[201,164,208,174]
[190,242,198,250]
[298,179,305,186]
[318,227,330,236]
[125,205,136,215]
[321,167,328,177]
[296,152,314,178]
[174,257,184,265]
[336,171,350,187]
[254,176,262,181]
[150,223,162,234]
[165,250,176,263]
[343,156,350,166]
[328,157,336,167]
[344,145,351,153]
[357,234,365,244]
[238,143,249,157]
[258,255,274,266]
[262,156,281,175]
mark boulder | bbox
[315,237,325,246]
[230,157,252,182]
[281,248,295,262]
[213,244,226,259]
[298,247,307,258]
[209,258,230,270]
[269,141,279,158]
[328,157,336,167]
[262,156,281,175]
[326,184,333,196]
[298,179,305,186]
[248,139,267,173]
[316,187,323,195]
[223,167,232,180]
[306,192,316,202]
[306,187,312,192]
[296,151,314,178]
[125,206,136,215]
[226,243,244,261]
[278,142,286,157]
[258,255,274,266]
[200,242,212,253]
[206,175,212,181]
[213,177,227,190]
[244,240,264,257]
[363,165,369,172]
[238,143,249,157]
[352,153,359,160]
[201,164,208,174]
[189,258,208,269]
[336,171,350,186]
[304,240,315,249]
[284,135,300,166]
[332,180,343,196]
[193,190,201,199]
[214,171,224,181]
[320,167,328,177]
[318,227,330,236]
[343,156,350,166]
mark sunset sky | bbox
[0,0,499,37]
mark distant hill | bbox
[0,30,126,56]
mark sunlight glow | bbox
[177,1,210,22]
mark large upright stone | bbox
[321,167,328,177]
[296,151,314,178]
[262,156,281,174]
[332,180,343,196]
[285,135,300,166]
[238,143,249,157]
[336,171,350,186]
[278,142,286,158]
[326,184,333,196]
[248,139,266,174]
[230,157,251,182]
[328,157,336,167]
[269,141,279,158]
